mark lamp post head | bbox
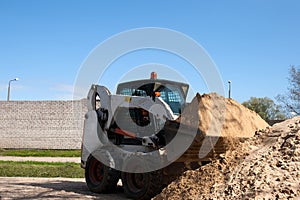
[228,80,231,84]
[10,78,19,82]
[7,77,19,101]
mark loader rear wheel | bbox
[121,170,164,200]
[85,155,120,193]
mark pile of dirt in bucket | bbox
[154,114,300,200]
[179,92,268,137]
[172,93,269,162]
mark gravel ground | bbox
[0,177,128,200]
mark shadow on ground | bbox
[1,178,127,200]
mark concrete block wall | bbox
[0,99,87,149]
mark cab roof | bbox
[116,79,189,100]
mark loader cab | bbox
[116,76,189,115]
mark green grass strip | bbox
[0,149,81,157]
[0,161,84,178]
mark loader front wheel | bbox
[121,170,164,199]
[85,155,120,193]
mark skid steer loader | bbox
[81,72,228,199]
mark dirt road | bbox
[0,177,128,200]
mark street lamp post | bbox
[7,78,19,101]
[228,80,231,99]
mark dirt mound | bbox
[175,93,268,162]
[181,93,268,137]
[154,116,300,200]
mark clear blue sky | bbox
[0,0,299,103]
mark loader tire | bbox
[85,155,120,193]
[121,170,164,200]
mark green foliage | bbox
[276,65,300,115]
[242,97,286,121]
[0,149,81,157]
[0,161,84,178]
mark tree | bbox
[276,65,300,115]
[242,97,286,121]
